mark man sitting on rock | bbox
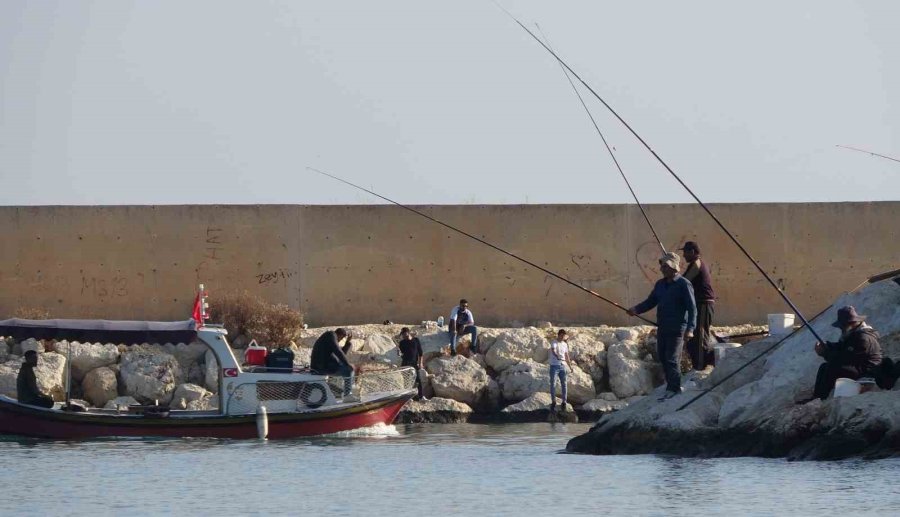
[627,252,697,401]
[448,299,478,356]
[311,328,357,402]
[17,350,55,408]
[812,306,882,400]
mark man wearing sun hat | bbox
[812,305,883,400]
[627,251,697,401]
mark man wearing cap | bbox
[680,241,717,370]
[812,305,883,400]
[628,252,697,401]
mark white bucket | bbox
[767,313,795,336]
[713,342,742,363]
[834,378,861,398]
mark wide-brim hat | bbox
[832,305,866,328]
[658,252,681,270]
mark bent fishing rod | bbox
[535,23,666,255]
[308,166,656,325]
[836,144,900,165]
[494,5,828,346]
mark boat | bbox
[0,318,416,439]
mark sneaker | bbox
[657,390,676,402]
[420,396,430,402]
[342,394,361,403]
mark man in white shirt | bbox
[549,329,572,412]
[448,299,478,356]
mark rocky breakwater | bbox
[0,339,218,411]
[297,322,760,423]
[567,280,900,460]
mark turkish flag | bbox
[191,293,203,326]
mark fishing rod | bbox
[836,144,900,165]
[676,267,900,411]
[494,5,828,346]
[535,23,666,255]
[308,166,656,325]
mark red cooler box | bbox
[244,341,268,366]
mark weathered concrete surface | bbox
[1,203,897,326]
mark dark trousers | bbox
[657,332,685,393]
[687,302,715,370]
[405,364,424,398]
[813,362,861,400]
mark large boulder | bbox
[119,351,179,404]
[347,334,399,366]
[13,338,44,355]
[161,342,207,380]
[425,355,490,406]
[82,366,118,407]
[397,397,473,424]
[0,360,20,397]
[502,392,573,413]
[497,360,595,404]
[53,341,119,381]
[35,352,67,401]
[484,330,548,372]
[171,383,213,409]
[104,395,139,410]
[607,341,657,398]
[567,333,607,386]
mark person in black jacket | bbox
[17,350,54,408]
[812,306,883,400]
[398,327,427,400]
[311,328,356,400]
[680,241,717,370]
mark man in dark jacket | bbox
[812,306,882,400]
[398,327,426,400]
[628,252,697,401]
[311,328,356,400]
[17,350,54,408]
[680,241,717,370]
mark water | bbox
[2,423,899,516]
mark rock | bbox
[497,360,595,404]
[346,334,399,366]
[567,333,607,386]
[396,397,473,424]
[82,367,118,407]
[289,344,312,367]
[425,355,490,406]
[597,392,618,401]
[0,360,21,397]
[204,350,219,392]
[484,330,548,372]
[34,352,67,401]
[482,379,502,411]
[614,328,640,343]
[119,351,179,404]
[104,396,140,410]
[171,383,211,409]
[14,338,44,355]
[626,395,646,404]
[0,338,9,361]
[503,392,573,413]
[534,321,553,328]
[161,342,207,380]
[187,395,218,411]
[579,398,628,413]
[607,341,657,398]
[53,341,119,381]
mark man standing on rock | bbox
[17,350,54,408]
[549,329,572,413]
[627,252,697,401]
[311,328,357,401]
[448,299,478,356]
[680,241,717,370]
[398,327,427,401]
[812,306,882,400]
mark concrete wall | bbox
[1,203,897,326]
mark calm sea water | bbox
[2,423,899,516]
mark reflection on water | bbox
[2,423,898,516]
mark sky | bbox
[1,0,898,206]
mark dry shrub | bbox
[208,291,303,348]
[13,307,52,320]
[261,304,304,347]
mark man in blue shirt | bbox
[628,252,697,401]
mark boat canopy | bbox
[0,319,198,345]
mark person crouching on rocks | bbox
[627,252,697,402]
[448,299,478,356]
[17,350,54,408]
[398,327,427,401]
[812,306,882,400]
[549,329,572,413]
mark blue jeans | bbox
[549,363,567,406]
[449,325,478,354]
[333,364,354,397]
[657,332,685,393]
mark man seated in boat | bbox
[812,306,882,400]
[17,350,55,408]
[311,328,357,401]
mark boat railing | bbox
[224,366,417,415]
